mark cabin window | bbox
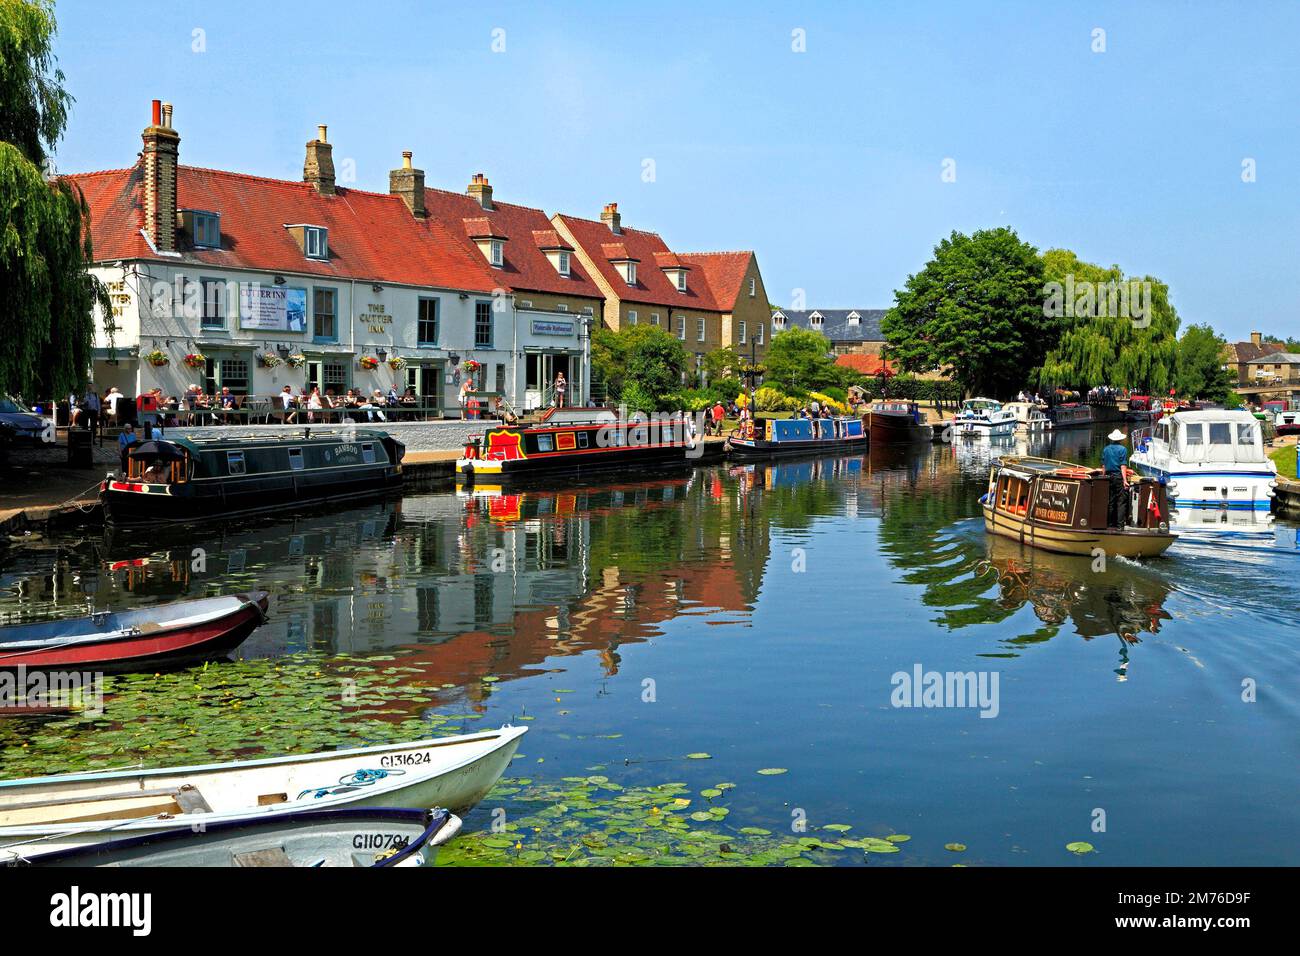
[227,451,246,475]
[1208,422,1231,445]
[1184,423,1204,445]
[577,432,589,449]
[288,448,305,471]
[536,433,554,452]
[1237,423,1255,445]
[361,442,375,463]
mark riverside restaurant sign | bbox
[240,284,307,332]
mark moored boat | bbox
[3,807,460,868]
[981,456,1176,557]
[0,592,269,672]
[952,398,1017,438]
[726,415,866,459]
[1048,403,1095,429]
[1003,401,1054,434]
[0,724,526,858]
[101,427,405,524]
[867,400,934,444]
[457,407,703,481]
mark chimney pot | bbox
[390,153,425,217]
[467,173,494,210]
[402,150,413,170]
[151,99,162,126]
[318,124,328,142]
[161,102,173,128]
[601,202,622,234]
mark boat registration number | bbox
[352,832,412,850]
[379,751,432,768]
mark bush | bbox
[754,386,801,412]
[618,382,657,414]
[663,388,715,412]
[807,391,849,414]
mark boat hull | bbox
[458,440,700,481]
[726,435,866,460]
[0,725,526,857]
[868,412,933,444]
[5,807,460,868]
[0,592,269,672]
[983,503,1175,557]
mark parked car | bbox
[0,396,52,445]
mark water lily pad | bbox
[685,753,712,760]
[944,843,967,852]
[1065,841,1095,855]
[885,834,910,843]
[700,788,722,799]
[756,768,787,775]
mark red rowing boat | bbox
[0,592,269,672]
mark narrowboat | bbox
[1129,410,1277,515]
[951,398,1017,438]
[1126,395,1159,424]
[1003,401,1053,434]
[981,456,1176,557]
[100,427,404,524]
[867,400,934,444]
[726,415,866,460]
[1049,403,1095,429]
[457,407,705,482]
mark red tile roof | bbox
[555,213,724,312]
[678,251,754,311]
[65,163,506,293]
[422,187,604,301]
[835,353,898,376]
[531,229,571,251]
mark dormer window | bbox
[675,270,687,292]
[558,250,571,276]
[305,226,327,260]
[810,311,824,328]
[625,261,637,285]
[186,210,221,249]
[286,224,329,260]
[490,239,504,267]
[848,311,861,326]
[772,310,786,330]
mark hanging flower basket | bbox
[285,353,307,368]
[462,359,482,374]
[183,352,207,368]
[143,349,169,367]
[259,353,283,369]
[359,355,380,370]
[387,357,406,371]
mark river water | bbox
[2,425,1297,865]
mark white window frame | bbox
[675,271,687,292]
[749,277,756,297]
[557,250,570,276]
[676,316,686,340]
[304,226,328,260]
[756,322,764,345]
[651,313,661,326]
[627,310,638,325]
[490,239,504,267]
[739,321,747,345]
[696,318,706,343]
[625,262,637,285]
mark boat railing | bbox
[168,424,393,443]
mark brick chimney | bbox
[304,124,336,195]
[1250,330,1262,346]
[389,151,425,217]
[141,99,180,252]
[601,202,621,234]
[467,172,493,210]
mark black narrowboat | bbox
[726,415,866,460]
[457,408,706,482]
[100,428,405,524]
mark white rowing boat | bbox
[0,725,525,858]
[5,807,462,868]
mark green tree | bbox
[764,326,838,394]
[591,324,687,409]
[0,0,109,400]
[882,227,1050,398]
[1175,323,1235,403]
[1037,249,1179,394]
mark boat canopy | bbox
[962,398,1001,411]
[1166,410,1267,464]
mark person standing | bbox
[118,423,137,477]
[553,372,567,409]
[1102,428,1130,529]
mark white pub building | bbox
[70,101,596,415]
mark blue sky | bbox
[51,0,1300,341]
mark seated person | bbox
[141,461,169,483]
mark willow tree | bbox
[0,0,108,400]
[1036,249,1179,394]
[883,227,1051,399]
